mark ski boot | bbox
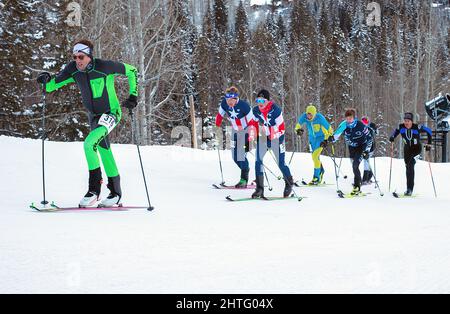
[308,177,320,186]
[283,176,294,198]
[235,168,249,188]
[79,168,102,207]
[366,170,373,183]
[99,175,122,207]
[319,165,325,183]
[79,191,99,207]
[350,185,361,196]
[404,189,413,197]
[251,175,265,198]
[362,170,373,185]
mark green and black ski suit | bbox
[45,59,138,194]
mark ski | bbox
[299,180,332,187]
[30,203,148,212]
[337,190,368,198]
[212,183,256,190]
[225,194,304,202]
[392,192,418,198]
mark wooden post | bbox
[189,95,198,149]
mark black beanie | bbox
[404,112,414,121]
[257,89,270,100]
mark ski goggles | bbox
[255,98,266,104]
[73,54,85,61]
[225,93,239,99]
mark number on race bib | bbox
[98,113,117,134]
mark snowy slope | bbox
[0,135,450,293]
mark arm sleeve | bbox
[244,109,255,128]
[45,64,75,93]
[248,108,260,136]
[124,63,138,97]
[318,114,333,139]
[298,113,307,125]
[215,104,226,127]
[390,126,400,139]
[106,61,138,97]
[272,113,285,139]
[363,126,373,152]
[420,125,433,144]
[333,121,347,141]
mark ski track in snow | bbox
[0,136,449,293]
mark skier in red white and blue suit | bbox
[215,86,254,188]
[248,89,294,198]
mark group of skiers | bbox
[216,85,433,199]
[36,39,434,207]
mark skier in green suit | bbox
[36,39,138,207]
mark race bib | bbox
[280,143,286,154]
[98,113,117,134]
[230,140,236,149]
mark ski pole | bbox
[288,150,295,166]
[373,154,378,188]
[288,136,301,166]
[263,147,302,199]
[427,149,437,198]
[215,129,225,185]
[268,148,294,181]
[337,156,347,179]
[264,169,273,191]
[330,144,348,179]
[40,85,49,206]
[366,157,384,196]
[267,147,302,200]
[129,109,154,211]
[388,142,394,192]
[324,145,341,193]
[330,144,345,180]
[247,150,273,191]
[248,150,282,180]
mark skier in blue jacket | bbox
[295,104,333,185]
[389,112,432,196]
[325,108,373,195]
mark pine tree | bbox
[0,1,37,136]
[321,25,352,123]
[194,3,219,135]
[213,0,228,36]
[230,0,250,88]
[0,0,84,140]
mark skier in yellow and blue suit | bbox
[295,105,333,185]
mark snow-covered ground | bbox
[0,135,449,293]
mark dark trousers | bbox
[404,145,421,191]
[348,146,364,187]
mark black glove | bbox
[37,72,51,84]
[389,136,395,143]
[296,128,304,136]
[320,139,328,148]
[362,151,370,160]
[122,95,137,109]
[424,144,431,152]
